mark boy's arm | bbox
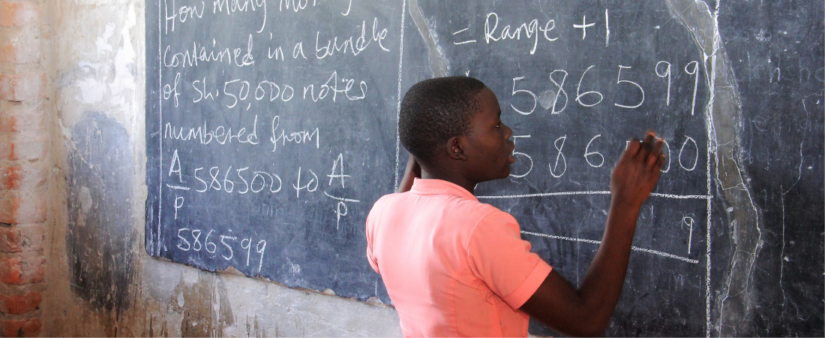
[397,153,421,193]
[519,132,665,337]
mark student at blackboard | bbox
[366,77,665,337]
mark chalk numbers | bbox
[614,65,644,109]
[177,227,268,272]
[575,65,603,107]
[684,61,700,116]
[548,70,569,115]
[548,136,567,178]
[508,133,699,179]
[655,61,672,106]
[511,77,537,115]
[584,134,604,168]
[510,135,534,177]
[508,61,700,113]
[506,61,702,179]
[682,216,695,255]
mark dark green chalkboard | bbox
[146,1,824,335]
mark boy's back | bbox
[375,76,666,336]
[366,178,551,337]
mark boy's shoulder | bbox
[370,190,509,221]
[367,192,406,220]
[370,191,405,210]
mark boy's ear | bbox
[446,136,467,161]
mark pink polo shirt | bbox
[366,178,552,337]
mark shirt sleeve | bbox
[467,210,552,309]
[365,205,380,274]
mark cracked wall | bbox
[43,0,401,336]
[665,1,763,336]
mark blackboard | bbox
[145,0,824,336]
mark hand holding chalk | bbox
[610,131,666,212]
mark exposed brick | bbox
[0,73,43,101]
[0,190,46,225]
[0,281,45,298]
[0,104,43,132]
[0,253,43,285]
[0,163,45,191]
[0,291,39,314]
[0,317,40,337]
[0,224,43,253]
[0,30,38,63]
[0,133,47,162]
[0,2,38,28]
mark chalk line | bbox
[157,0,163,256]
[605,9,610,47]
[705,3,720,335]
[453,40,477,45]
[452,27,476,45]
[477,191,711,200]
[323,191,360,203]
[393,0,407,191]
[521,231,700,264]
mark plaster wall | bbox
[43,0,401,336]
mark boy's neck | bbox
[420,169,477,195]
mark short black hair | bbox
[399,76,487,164]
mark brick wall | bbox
[0,1,46,336]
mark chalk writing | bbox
[163,0,206,34]
[151,1,715,301]
[510,135,533,178]
[315,18,390,59]
[176,227,267,272]
[164,116,260,146]
[484,12,557,54]
[549,135,567,178]
[269,116,320,153]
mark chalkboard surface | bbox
[146,0,824,336]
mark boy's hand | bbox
[610,131,665,211]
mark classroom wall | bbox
[0,0,402,336]
[2,0,815,336]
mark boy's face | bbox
[461,87,515,182]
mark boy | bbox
[366,77,665,337]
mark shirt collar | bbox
[409,178,477,201]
